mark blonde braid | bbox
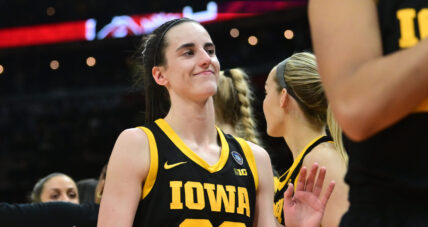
[228,69,261,145]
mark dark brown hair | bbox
[134,18,197,124]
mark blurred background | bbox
[0,0,312,202]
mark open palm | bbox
[283,163,335,227]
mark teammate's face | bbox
[159,22,220,101]
[263,67,286,137]
[40,175,79,204]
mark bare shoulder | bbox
[113,127,150,158]
[116,127,149,146]
[108,127,151,178]
[245,141,271,163]
[304,142,346,173]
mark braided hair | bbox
[214,68,261,145]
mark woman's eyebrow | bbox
[176,43,194,52]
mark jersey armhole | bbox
[235,138,259,191]
[137,126,158,199]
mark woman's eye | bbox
[206,49,215,55]
[68,191,77,198]
[183,51,194,56]
[50,194,59,200]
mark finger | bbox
[313,166,327,197]
[283,183,294,208]
[295,167,307,192]
[304,162,319,192]
[321,181,336,206]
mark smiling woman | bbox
[98,18,334,227]
[98,18,270,227]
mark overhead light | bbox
[50,60,59,70]
[86,57,96,67]
[284,29,294,40]
[248,36,258,46]
[230,28,239,38]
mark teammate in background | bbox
[77,178,98,204]
[0,165,108,226]
[264,52,348,227]
[213,68,261,145]
[30,172,79,204]
[309,0,428,225]
[98,18,334,227]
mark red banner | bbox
[0,1,306,49]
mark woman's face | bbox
[40,175,79,204]
[159,22,220,101]
[263,67,286,137]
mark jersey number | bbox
[180,219,245,227]
[397,8,428,48]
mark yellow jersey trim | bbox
[155,119,229,173]
[137,126,159,199]
[235,138,259,191]
[278,135,325,192]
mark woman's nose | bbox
[198,50,212,67]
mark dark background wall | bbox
[0,0,312,202]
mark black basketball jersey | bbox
[273,136,332,225]
[343,0,428,206]
[133,119,258,227]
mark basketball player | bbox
[309,0,428,225]
[264,52,348,227]
[97,18,334,227]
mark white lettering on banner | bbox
[97,16,144,39]
[85,19,97,41]
[139,13,182,34]
[183,2,218,22]
[94,2,218,40]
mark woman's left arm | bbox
[246,142,277,227]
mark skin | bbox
[97,21,277,227]
[263,67,348,227]
[39,175,79,204]
[283,164,335,227]
[308,0,428,141]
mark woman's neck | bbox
[215,122,237,137]
[283,117,325,160]
[164,97,217,145]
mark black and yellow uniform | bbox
[340,1,428,226]
[133,119,258,227]
[273,136,332,225]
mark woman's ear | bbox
[279,88,288,108]
[152,66,168,86]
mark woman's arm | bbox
[246,142,277,227]
[309,0,428,141]
[0,202,98,227]
[97,128,151,227]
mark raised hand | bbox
[283,163,335,227]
